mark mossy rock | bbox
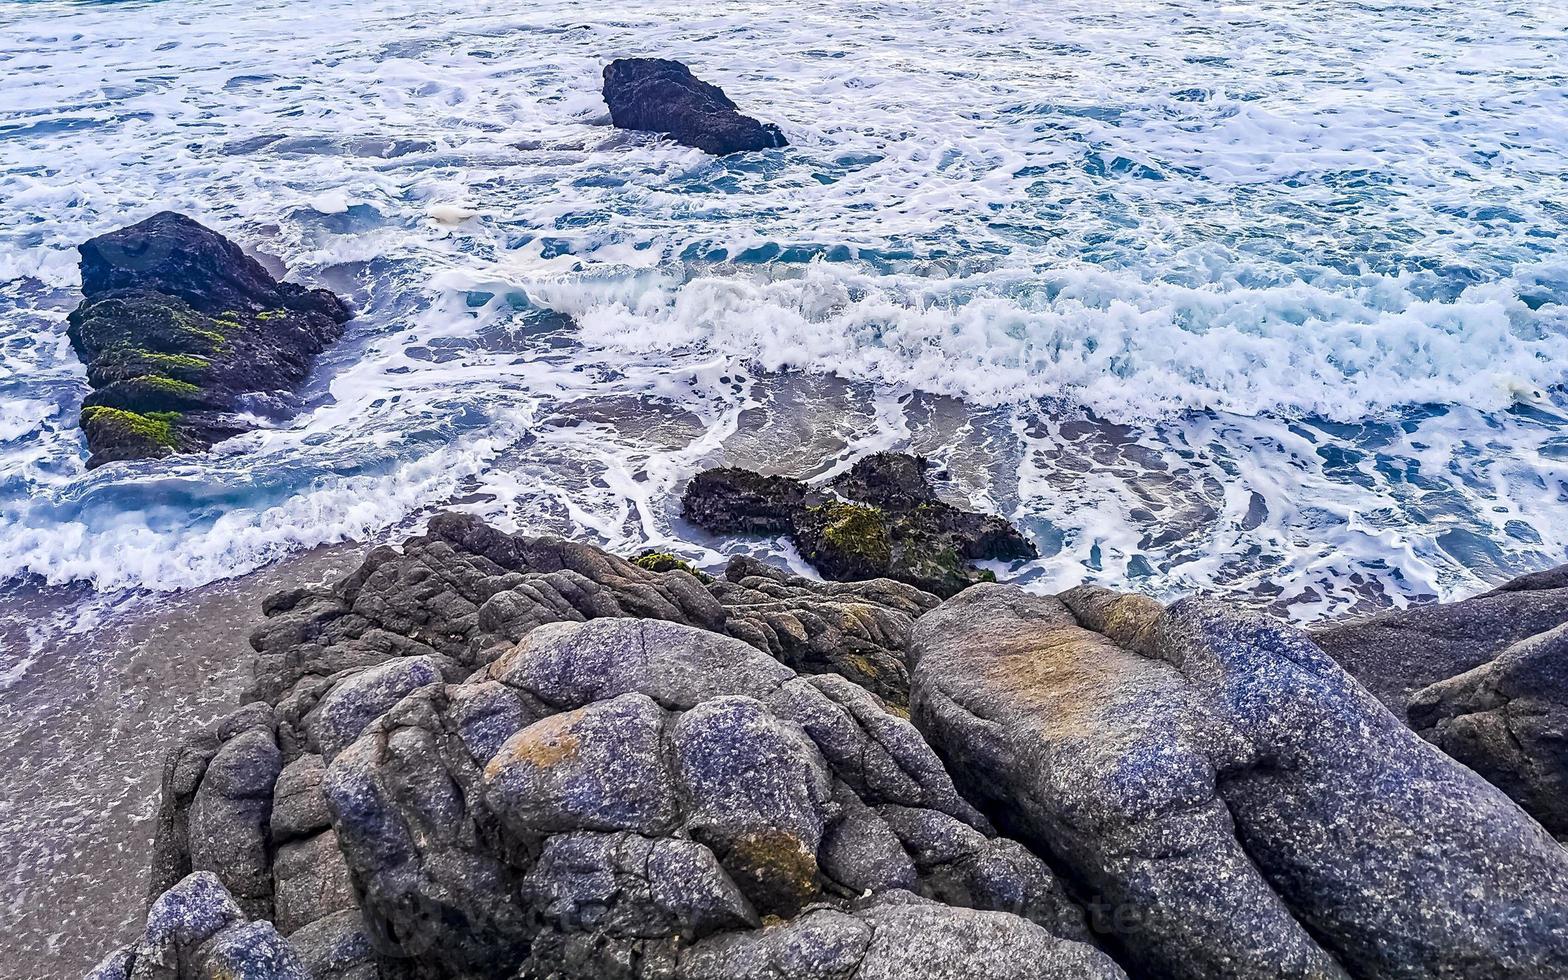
[84,373,216,414]
[682,454,1036,598]
[631,551,714,583]
[66,212,353,467]
[80,406,181,466]
[682,466,817,535]
[796,502,894,581]
[68,290,226,363]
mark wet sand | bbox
[0,544,364,980]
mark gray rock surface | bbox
[1312,562,1568,712]
[310,614,1102,978]
[246,511,928,709]
[1408,620,1568,838]
[272,828,357,935]
[304,654,446,760]
[100,872,308,980]
[678,895,1123,980]
[187,728,281,920]
[910,582,1568,980]
[269,753,330,843]
[1313,562,1568,834]
[285,909,378,980]
[109,515,1568,980]
[486,692,681,837]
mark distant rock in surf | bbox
[67,211,351,468]
[602,57,788,156]
[683,453,1037,597]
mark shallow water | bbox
[0,545,363,980]
[3,0,1568,627]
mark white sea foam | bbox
[1,0,1567,617]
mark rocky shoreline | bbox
[81,510,1568,980]
[24,49,1568,980]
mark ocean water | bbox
[3,0,1568,641]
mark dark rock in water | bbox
[78,210,348,320]
[683,467,821,535]
[602,57,788,156]
[67,212,351,468]
[908,582,1568,980]
[682,453,1036,597]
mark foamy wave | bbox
[0,430,508,592]
[555,261,1566,422]
[3,0,1567,610]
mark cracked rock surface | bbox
[97,513,1568,980]
[909,582,1568,980]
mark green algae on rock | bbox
[66,212,352,468]
[631,550,715,582]
[682,453,1036,597]
[79,406,182,462]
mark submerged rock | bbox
[683,453,1037,597]
[908,582,1568,980]
[602,58,788,155]
[67,211,351,468]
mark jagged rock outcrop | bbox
[602,58,787,156]
[130,587,1121,979]
[683,453,1037,597]
[315,616,1109,978]
[908,583,1568,980]
[94,514,1568,980]
[68,211,351,467]
[248,510,931,712]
